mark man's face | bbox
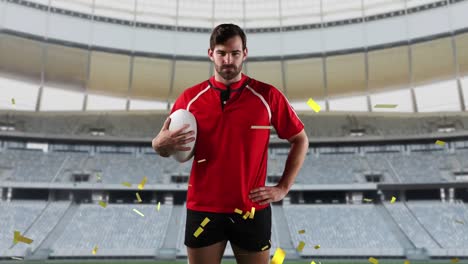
[208,36,247,81]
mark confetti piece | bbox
[261,245,269,251]
[229,217,235,223]
[296,241,305,252]
[298,229,305,234]
[137,176,148,190]
[404,260,410,264]
[374,104,397,108]
[311,261,316,264]
[133,208,144,217]
[92,246,98,255]
[368,257,379,264]
[136,192,142,203]
[96,172,102,180]
[271,247,286,264]
[243,211,251,220]
[13,231,33,244]
[249,207,255,219]
[98,201,107,208]
[197,159,206,163]
[251,125,273,129]
[121,182,131,187]
[193,227,204,237]
[314,244,320,249]
[390,196,396,203]
[451,258,459,263]
[11,98,15,105]
[363,198,373,202]
[234,208,243,215]
[200,217,210,227]
[11,257,23,260]
[157,202,160,211]
[307,98,321,113]
[455,219,464,225]
[435,140,446,146]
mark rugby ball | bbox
[168,109,197,163]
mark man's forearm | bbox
[277,137,309,191]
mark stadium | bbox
[1,0,468,263]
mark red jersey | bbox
[170,73,304,213]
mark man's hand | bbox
[248,185,289,205]
[152,117,196,157]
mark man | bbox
[152,23,308,264]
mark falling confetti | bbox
[157,202,160,211]
[404,260,410,264]
[234,208,243,215]
[451,258,459,263]
[435,140,446,146]
[121,182,131,187]
[98,201,107,208]
[249,207,255,219]
[92,245,98,255]
[200,217,210,227]
[374,104,397,108]
[132,208,144,217]
[138,176,148,190]
[298,229,305,234]
[390,196,396,203]
[296,241,305,252]
[136,192,142,203]
[11,98,15,105]
[271,247,286,264]
[243,211,250,220]
[306,98,321,113]
[368,257,379,264]
[314,244,320,249]
[197,159,206,163]
[261,245,269,251]
[455,219,464,225]
[363,198,373,202]
[13,231,33,245]
[251,125,273,129]
[193,227,204,237]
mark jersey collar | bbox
[209,73,249,91]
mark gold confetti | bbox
[13,231,33,244]
[200,217,210,227]
[197,159,206,163]
[368,257,379,264]
[363,198,373,202]
[261,245,269,251]
[374,104,397,108]
[311,261,316,264]
[136,192,142,203]
[404,260,410,264]
[251,125,273,129]
[435,140,446,146]
[193,227,204,237]
[157,202,160,211]
[455,219,464,225]
[451,258,459,263]
[314,244,320,249]
[96,172,102,180]
[271,247,286,264]
[296,241,305,252]
[390,196,396,203]
[132,208,144,217]
[249,207,255,219]
[307,98,321,113]
[234,208,243,215]
[137,176,148,190]
[121,182,131,187]
[98,201,107,208]
[11,98,15,105]
[298,229,305,234]
[92,246,98,255]
[243,211,250,220]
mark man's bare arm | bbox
[276,129,309,191]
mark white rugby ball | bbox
[168,109,197,163]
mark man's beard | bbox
[215,64,243,81]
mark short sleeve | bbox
[270,87,305,140]
[170,91,188,115]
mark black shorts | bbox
[184,205,272,252]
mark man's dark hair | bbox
[209,23,247,51]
